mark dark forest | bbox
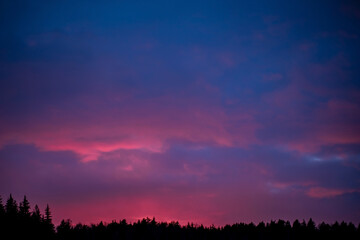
[0,195,359,240]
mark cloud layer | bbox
[1,0,360,226]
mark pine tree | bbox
[45,204,55,233]
[32,204,41,221]
[307,218,316,231]
[0,195,5,226]
[19,195,31,217]
[293,219,300,229]
[45,204,52,224]
[57,219,72,239]
[5,194,18,217]
[0,195,5,216]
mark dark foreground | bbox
[1,194,359,240]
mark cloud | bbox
[1,0,360,226]
[307,187,360,199]
[257,54,360,153]
[0,144,267,225]
[0,75,261,162]
[2,139,360,226]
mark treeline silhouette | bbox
[1,195,359,240]
[0,194,55,239]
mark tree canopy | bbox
[0,194,359,240]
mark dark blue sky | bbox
[1,0,360,225]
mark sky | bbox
[1,0,360,226]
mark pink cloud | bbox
[264,97,360,154]
[260,54,360,154]
[0,91,260,161]
[307,187,360,199]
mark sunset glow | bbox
[1,0,360,226]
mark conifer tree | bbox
[32,204,41,221]
[45,204,52,224]
[0,195,4,226]
[0,195,4,216]
[19,195,31,217]
[5,194,18,217]
[45,204,55,233]
[307,218,316,231]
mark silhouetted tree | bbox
[293,219,300,229]
[1,193,360,240]
[44,204,55,238]
[5,194,18,217]
[307,218,316,231]
[32,204,41,221]
[0,195,4,216]
[0,195,4,235]
[57,219,73,240]
[19,195,31,217]
[318,222,330,232]
[44,204,52,224]
[16,195,31,239]
[4,195,19,238]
